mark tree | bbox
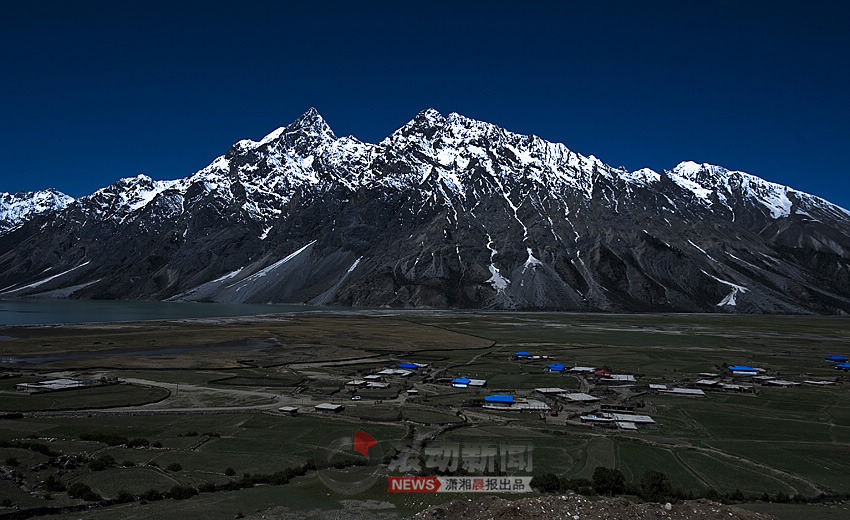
[592,466,625,496]
[168,485,198,500]
[639,470,671,501]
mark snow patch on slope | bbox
[0,261,91,295]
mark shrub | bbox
[68,482,101,501]
[563,477,593,494]
[166,462,183,472]
[152,441,163,448]
[225,467,236,476]
[116,489,134,503]
[168,485,198,500]
[141,488,163,501]
[44,475,66,492]
[592,466,625,496]
[530,473,561,493]
[88,455,116,471]
[4,457,18,467]
[639,470,671,501]
[126,438,149,448]
[122,460,136,467]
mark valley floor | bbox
[0,311,848,519]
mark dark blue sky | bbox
[2,1,848,208]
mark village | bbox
[275,350,848,435]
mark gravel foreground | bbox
[408,495,776,520]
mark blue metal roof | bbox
[727,365,757,371]
[548,363,566,371]
[825,356,848,361]
[452,377,471,384]
[514,351,532,356]
[398,362,419,368]
[485,394,514,403]
[835,363,850,368]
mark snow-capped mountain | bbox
[0,189,74,234]
[1,108,849,313]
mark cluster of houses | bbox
[278,350,846,428]
[827,355,850,370]
[345,362,429,389]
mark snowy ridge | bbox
[3,107,850,313]
[16,108,846,232]
[0,189,74,233]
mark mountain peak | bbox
[287,107,335,139]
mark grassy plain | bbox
[0,311,848,520]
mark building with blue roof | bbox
[826,355,848,362]
[398,362,420,369]
[484,394,514,406]
[451,376,471,388]
[547,362,566,372]
[835,363,850,369]
[727,365,757,372]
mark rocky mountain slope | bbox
[1,108,849,313]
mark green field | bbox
[0,311,848,519]
[0,383,169,411]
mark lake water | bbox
[0,299,316,326]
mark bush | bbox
[68,482,101,501]
[592,466,625,496]
[122,460,136,467]
[168,485,198,500]
[4,457,18,467]
[152,441,163,448]
[270,471,289,485]
[116,489,134,503]
[530,473,561,493]
[141,488,163,501]
[166,462,183,472]
[225,467,236,476]
[1,498,12,507]
[563,477,593,494]
[88,455,116,471]
[639,470,671,501]
[127,438,149,448]
[44,475,66,492]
